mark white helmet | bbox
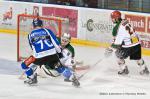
[61,33,71,42]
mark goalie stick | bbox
[77,58,104,80]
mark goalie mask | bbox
[111,10,121,23]
[61,33,71,47]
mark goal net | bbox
[17,14,69,61]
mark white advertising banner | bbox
[78,9,114,43]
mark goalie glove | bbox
[104,47,114,57]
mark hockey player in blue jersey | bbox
[20,18,80,87]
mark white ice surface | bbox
[0,33,150,99]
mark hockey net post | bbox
[17,14,69,61]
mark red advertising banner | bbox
[147,17,150,33]
[125,14,146,32]
[42,7,78,38]
[141,40,150,49]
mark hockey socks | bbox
[55,66,73,80]
[55,66,80,87]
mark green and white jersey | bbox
[58,37,75,67]
[112,19,140,48]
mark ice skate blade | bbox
[24,82,38,86]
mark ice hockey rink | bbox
[0,33,150,99]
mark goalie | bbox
[105,10,149,75]
[59,33,75,69]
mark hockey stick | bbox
[75,65,90,70]
[18,71,25,79]
[77,58,104,80]
[64,60,90,71]
[76,46,118,80]
[74,60,90,70]
[75,60,84,65]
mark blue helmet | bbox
[32,18,43,28]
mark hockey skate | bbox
[64,78,71,82]
[24,73,38,85]
[118,66,129,75]
[140,67,149,75]
[71,74,80,87]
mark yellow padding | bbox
[142,48,150,56]
[71,38,110,47]
[0,29,16,35]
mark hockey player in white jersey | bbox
[42,32,79,80]
[59,33,75,69]
[57,33,76,81]
[105,10,149,75]
[20,18,80,87]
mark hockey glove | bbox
[104,47,114,57]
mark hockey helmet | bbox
[61,33,71,46]
[61,33,71,42]
[32,18,43,28]
[111,10,121,20]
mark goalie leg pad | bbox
[41,65,60,77]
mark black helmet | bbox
[32,18,43,28]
